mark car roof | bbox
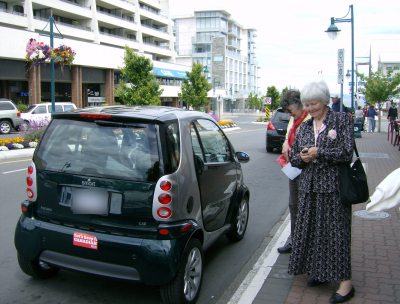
[32,102,75,105]
[53,105,213,122]
[0,98,12,102]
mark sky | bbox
[169,0,400,105]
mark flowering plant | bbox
[25,38,76,70]
[0,137,38,151]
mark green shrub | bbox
[19,118,50,141]
[17,104,28,112]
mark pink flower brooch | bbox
[328,129,337,139]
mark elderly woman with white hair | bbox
[288,80,355,303]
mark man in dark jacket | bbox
[387,101,398,122]
[331,94,347,112]
[367,105,377,132]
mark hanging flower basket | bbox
[25,38,76,70]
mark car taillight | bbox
[26,162,37,201]
[157,207,172,219]
[158,193,171,205]
[17,111,21,117]
[160,180,171,191]
[267,121,276,130]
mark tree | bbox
[115,46,163,105]
[248,93,262,109]
[266,86,280,110]
[280,87,289,100]
[357,64,400,131]
[178,62,212,110]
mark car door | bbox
[31,105,49,121]
[191,119,237,232]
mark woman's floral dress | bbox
[288,108,354,282]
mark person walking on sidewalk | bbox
[367,105,377,132]
[288,80,355,303]
[276,90,311,254]
[331,94,347,112]
[387,101,398,122]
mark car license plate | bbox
[73,232,98,250]
[72,188,108,215]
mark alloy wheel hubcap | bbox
[236,200,248,235]
[183,247,202,301]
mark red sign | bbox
[73,232,98,250]
[264,97,272,105]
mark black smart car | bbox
[15,106,250,304]
[265,108,290,152]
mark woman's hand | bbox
[300,147,318,163]
[282,140,290,161]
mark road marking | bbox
[0,159,31,165]
[2,168,26,174]
[228,215,291,304]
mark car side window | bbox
[32,105,46,114]
[48,105,63,113]
[195,119,231,163]
[190,122,204,162]
[64,105,74,111]
[0,102,15,110]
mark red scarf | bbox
[276,110,308,168]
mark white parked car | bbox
[20,102,77,125]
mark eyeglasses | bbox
[284,109,293,114]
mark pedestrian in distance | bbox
[276,90,311,254]
[331,94,347,112]
[288,80,355,303]
[367,105,377,132]
[355,106,364,131]
[387,101,398,122]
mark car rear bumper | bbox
[15,215,197,286]
[266,130,285,148]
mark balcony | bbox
[141,24,169,39]
[177,49,192,56]
[139,7,168,25]
[139,0,162,10]
[99,32,139,48]
[0,8,27,28]
[99,0,135,12]
[226,50,247,62]
[34,0,91,18]
[227,40,239,49]
[143,42,172,56]
[33,17,95,40]
[97,9,135,24]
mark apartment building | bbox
[0,0,190,108]
[173,9,262,113]
[378,52,400,107]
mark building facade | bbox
[173,9,262,113]
[0,0,190,108]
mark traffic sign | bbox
[338,67,344,84]
[338,49,344,67]
[264,97,272,105]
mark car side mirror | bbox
[235,151,250,163]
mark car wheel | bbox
[160,239,203,304]
[17,253,60,279]
[0,120,12,134]
[226,196,249,242]
[266,146,274,153]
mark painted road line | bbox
[228,215,291,304]
[2,168,26,174]
[0,159,32,165]
[228,128,267,135]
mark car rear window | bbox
[0,101,15,111]
[272,110,290,123]
[35,119,160,182]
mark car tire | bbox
[160,238,203,304]
[266,146,274,153]
[17,253,60,279]
[0,120,12,134]
[226,196,249,242]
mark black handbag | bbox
[335,117,369,206]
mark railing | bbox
[120,0,135,6]
[177,49,192,56]
[140,6,167,19]
[99,32,137,42]
[158,81,181,86]
[250,59,258,65]
[59,0,90,9]
[226,50,247,62]
[46,18,94,32]
[97,10,135,23]
[191,34,223,43]
[228,28,238,36]
[143,41,170,50]
[0,8,26,17]
[141,23,168,34]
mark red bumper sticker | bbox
[73,232,98,250]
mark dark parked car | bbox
[15,106,250,304]
[0,98,23,134]
[265,108,290,152]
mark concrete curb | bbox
[0,148,34,160]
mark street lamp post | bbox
[325,5,355,111]
[39,17,63,115]
[230,85,233,115]
[213,78,221,115]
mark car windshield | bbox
[35,119,160,182]
[23,106,36,113]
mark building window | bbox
[0,2,7,9]
[386,65,392,70]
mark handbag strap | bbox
[335,113,359,159]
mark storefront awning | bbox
[152,67,188,79]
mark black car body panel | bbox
[266,108,290,152]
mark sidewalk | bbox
[254,132,400,304]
